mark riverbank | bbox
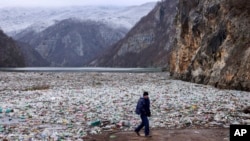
[86,128,229,141]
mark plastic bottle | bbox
[91,120,101,126]
[0,126,4,132]
[5,109,14,113]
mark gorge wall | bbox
[170,0,250,91]
[91,0,178,67]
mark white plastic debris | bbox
[0,72,249,140]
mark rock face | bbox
[91,0,178,67]
[0,30,25,67]
[170,0,250,91]
[93,0,249,91]
[15,19,127,67]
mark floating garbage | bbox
[243,106,250,114]
[0,126,3,132]
[110,135,116,139]
[5,109,14,113]
[0,72,249,140]
[90,120,101,127]
[121,120,131,127]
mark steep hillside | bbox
[15,19,127,67]
[0,3,156,67]
[170,0,250,91]
[17,42,49,67]
[0,30,25,67]
[91,0,178,67]
[91,0,249,91]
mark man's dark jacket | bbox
[135,98,151,116]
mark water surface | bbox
[0,67,163,72]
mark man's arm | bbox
[145,99,151,117]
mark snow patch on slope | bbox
[0,3,156,36]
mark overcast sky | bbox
[0,0,159,7]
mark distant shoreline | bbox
[0,67,163,73]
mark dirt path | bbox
[86,128,229,141]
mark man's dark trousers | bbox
[135,115,149,135]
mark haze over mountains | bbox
[90,0,178,67]
[16,19,127,67]
[0,3,156,36]
[0,2,156,67]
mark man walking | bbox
[135,91,151,137]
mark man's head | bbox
[143,91,149,99]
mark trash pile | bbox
[0,72,249,140]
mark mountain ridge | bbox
[15,19,127,67]
[0,3,156,36]
[90,0,178,67]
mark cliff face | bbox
[170,0,250,91]
[0,30,25,67]
[91,0,178,67]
